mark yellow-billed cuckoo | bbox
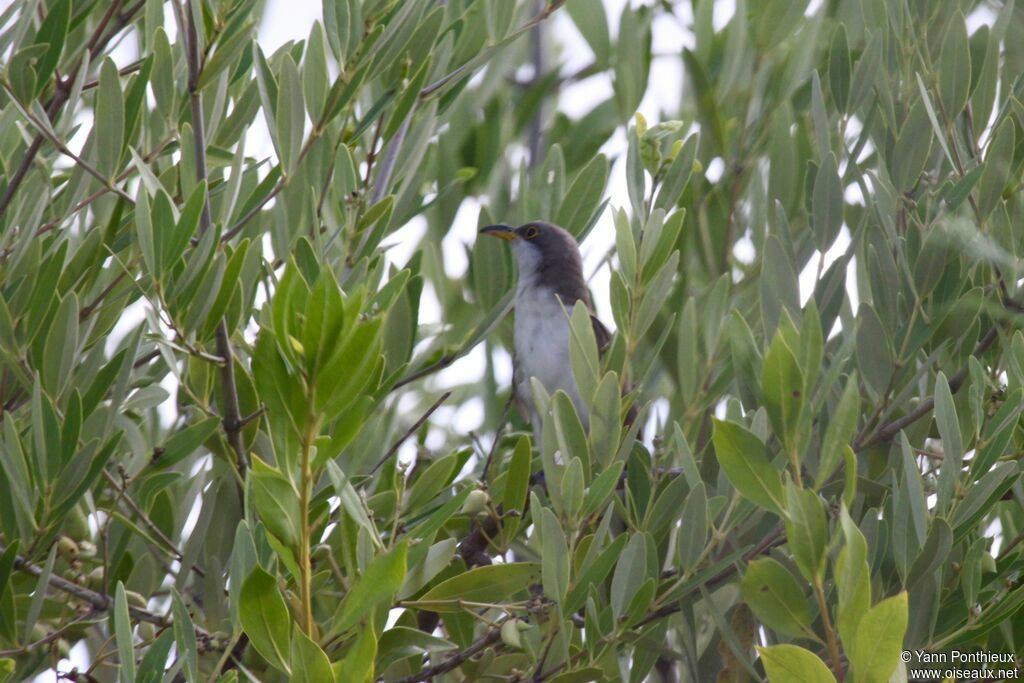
[480,221,634,435]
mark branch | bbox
[393,627,503,683]
[855,325,1001,450]
[180,0,248,476]
[1,82,135,204]
[419,0,568,100]
[0,608,100,657]
[0,0,140,217]
[1,542,212,642]
[102,469,205,578]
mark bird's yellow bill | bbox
[479,224,518,241]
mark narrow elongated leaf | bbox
[741,558,815,640]
[712,419,785,515]
[334,541,407,632]
[417,563,541,611]
[239,567,292,673]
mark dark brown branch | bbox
[180,0,247,476]
[0,0,138,217]
[393,627,503,683]
[855,325,1001,450]
[2,542,212,641]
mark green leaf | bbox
[614,6,649,119]
[416,563,541,612]
[654,135,697,212]
[42,292,78,397]
[761,235,800,336]
[240,566,292,673]
[291,629,334,683]
[758,644,837,683]
[404,452,458,512]
[336,626,376,683]
[276,54,305,174]
[676,482,708,571]
[740,558,815,640]
[197,21,255,91]
[171,587,199,683]
[155,417,219,469]
[849,592,908,683]
[565,533,627,614]
[566,0,610,66]
[938,13,971,120]
[762,330,804,451]
[501,435,532,515]
[249,457,301,551]
[540,507,570,608]
[828,25,850,113]
[398,539,456,600]
[856,304,893,397]
[113,582,137,682]
[933,372,962,514]
[552,391,590,476]
[784,482,827,582]
[711,419,785,515]
[568,302,601,406]
[96,58,125,177]
[848,31,881,113]
[334,541,407,632]
[376,627,456,671]
[977,118,1015,220]
[811,153,843,251]
[611,532,649,619]
[556,154,610,237]
[33,0,71,95]
[892,98,933,191]
[836,505,871,647]
[816,373,860,487]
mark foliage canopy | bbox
[0,0,1023,681]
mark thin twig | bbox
[370,392,452,474]
[0,0,137,217]
[1,83,135,203]
[855,325,1001,450]
[419,0,568,100]
[1,542,213,641]
[0,608,100,657]
[101,469,205,578]
[393,627,503,683]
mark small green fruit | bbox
[461,489,490,516]
[500,619,522,649]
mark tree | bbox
[0,0,1022,681]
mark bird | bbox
[479,220,634,436]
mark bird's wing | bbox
[590,314,613,352]
[510,353,532,423]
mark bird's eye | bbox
[523,226,539,239]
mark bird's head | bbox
[479,221,581,275]
[479,221,588,302]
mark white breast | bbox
[513,282,587,431]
